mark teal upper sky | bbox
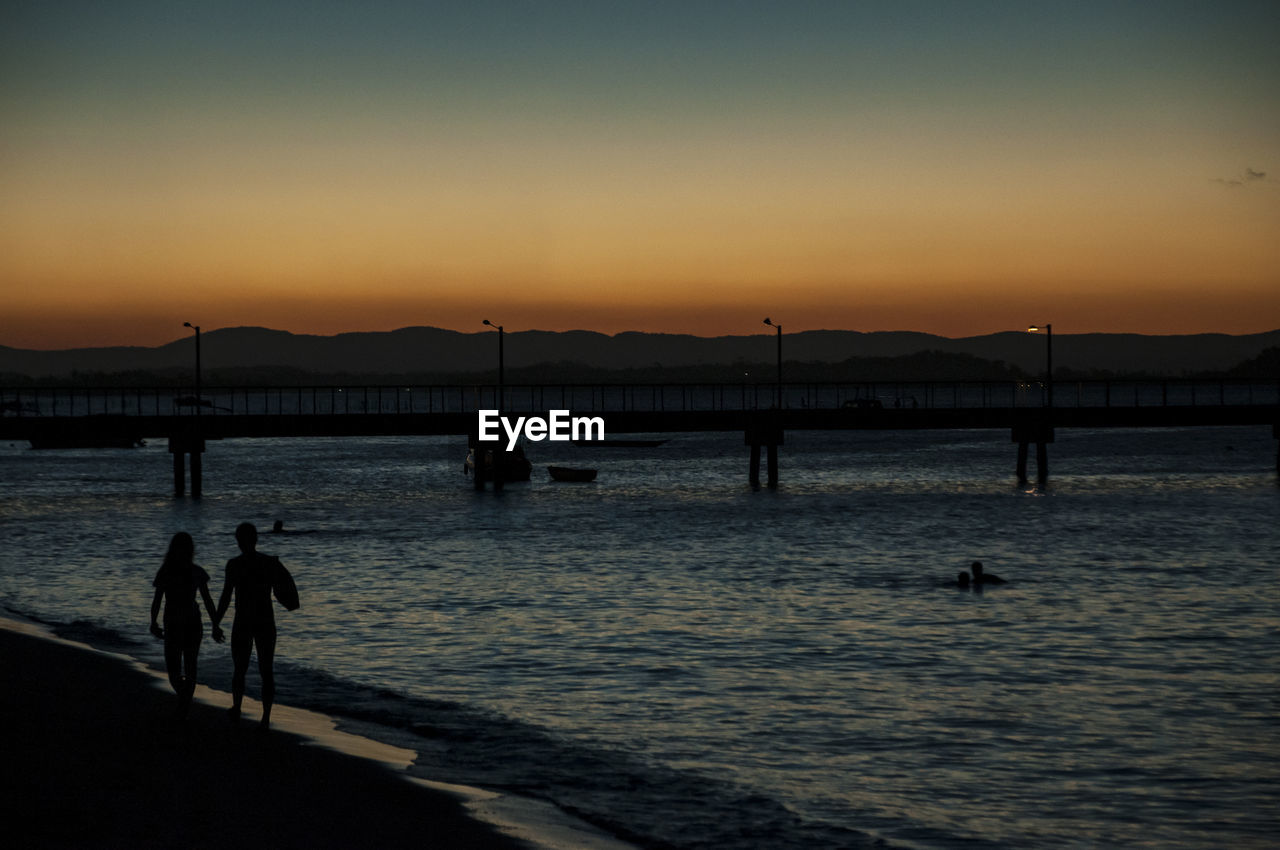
[7,1,1277,125]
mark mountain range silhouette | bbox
[2,327,1278,380]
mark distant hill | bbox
[2,326,1278,382]
[1224,346,1280,378]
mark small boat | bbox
[573,438,667,447]
[547,465,597,483]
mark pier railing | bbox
[3,380,1278,419]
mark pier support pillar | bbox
[1273,424,1279,475]
[168,434,206,498]
[746,414,784,489]
[172,449,185,497]
[190,448,203,499]
[1012,419,1054,485]
[468,430,513,491]
[468,431,488,490]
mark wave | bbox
[21,608,890,850]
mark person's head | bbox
[165,531,194,566]
[971,561,984,578]
[236,522,258,553]
[957,571,970,588]
[272,519,284,533]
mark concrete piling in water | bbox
[468,430,488,491]
[746,413,784,489]
[168,434,205,498]
[1013,417,1054,485]
[492,450,505,492]
[171,447,183,496]
[467,427,511,491]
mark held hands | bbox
[150,622,164,640]
[211,623,225,644]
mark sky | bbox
[2,0,1278,350]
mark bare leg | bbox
[255,628,277,729]
[163,639,185,695]
[177,638,199,717]
[230,627,252,722]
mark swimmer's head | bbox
[957,571,971,588]
[971,561,984,578]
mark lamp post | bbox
[179,322,204,498]
[763,317,782,410]
[183,322,201,411]
[1028,323,1052,409]
[482,319,504,410]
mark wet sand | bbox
[1,623,539,849]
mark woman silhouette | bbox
[149,532,223,716]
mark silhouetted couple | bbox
[150,522,297,729]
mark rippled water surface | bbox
[2,426,1278,848]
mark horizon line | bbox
[7,324,1280,353]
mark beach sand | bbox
[1,620,634,849]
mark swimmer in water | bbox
[957,571,971,589]
[970,561,1006,585]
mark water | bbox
[2,426,1277,849]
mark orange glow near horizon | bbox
[4,159,1278,349]
[3,278,1278,351]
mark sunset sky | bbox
[3,0,1278,349]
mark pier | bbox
[3,380,1277,494]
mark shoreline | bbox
[1,615,636,850]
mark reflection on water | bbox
[2,427,1278,849]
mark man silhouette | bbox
[215,522,289,730]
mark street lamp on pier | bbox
[482,319,504,410]
[1028,323,1052,408]
[183,322,201,411]
[763,317,782,410]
